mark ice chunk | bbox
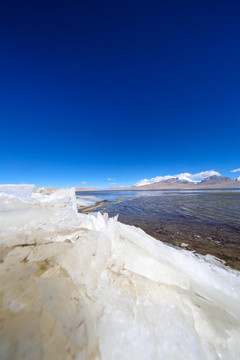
[0,184,36,202]
[0,185,240,359]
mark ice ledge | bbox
[0,184,240,359]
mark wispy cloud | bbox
[81,181,87,184]
[107,178,112,181]
[136,170,221,187]
[231,168,240,173]
[110,182,117,185]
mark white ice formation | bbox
[0,185,240,359]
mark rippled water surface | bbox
[76,189,240,269]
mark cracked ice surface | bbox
[0,185,240,359]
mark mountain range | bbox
[130,175,240,190]
[103,175,240,190]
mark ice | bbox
[0,184,36,202]
[75,194,102,208]
[0,185,240,359]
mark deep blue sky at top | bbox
[0,0,240,187]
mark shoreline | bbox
[78,194,240,271]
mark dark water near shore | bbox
[76,189,240,270]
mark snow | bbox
[0,185,240,359]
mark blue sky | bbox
[0,0,240,188]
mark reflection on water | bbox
[76,189,240,269]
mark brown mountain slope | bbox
[133,176,240,189]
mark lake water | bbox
[76,189,240,269]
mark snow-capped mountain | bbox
[200,175,239,185]
[133,172,240,189]
[135,171,220,187]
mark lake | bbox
[76,189,240,269]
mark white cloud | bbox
[135,170,221,187]
[81,181,87,184]
[231,168,240,173]
[107,178,112,181]
[136,178,152,186]
[110,182,117,185]
[189,170,221,180]
[237,176,240,181]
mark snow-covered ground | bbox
[0,185,240,359]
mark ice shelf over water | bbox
[0,185,240,359]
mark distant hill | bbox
[199,175,238,185]
[157,178,193,185]
[130,175,240,190]
[75,187,99,191]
